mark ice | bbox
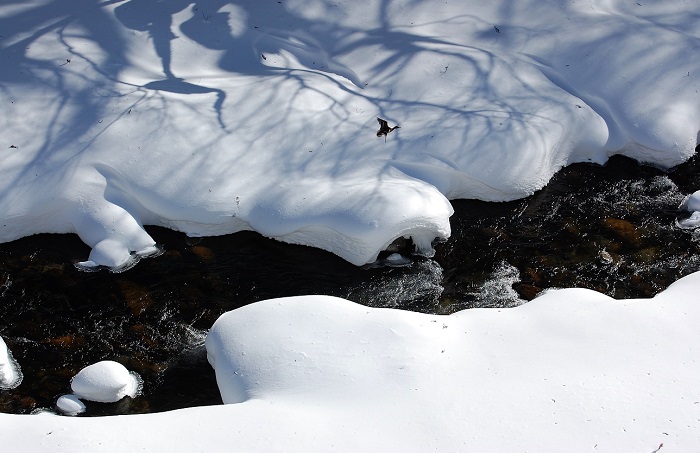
[70,361,142,403]
[56,395,86,416]
[0,0,698,268]
[0,337,22,390]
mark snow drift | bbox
[1,1,700,449]
[1,0,698,267]
[1,270,698,451]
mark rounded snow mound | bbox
[70,361,142,403]
[56,394,86,416]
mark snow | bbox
[679,190,700,228]
[0,337,21,390]
[1,0,698,268]
[56,395,86,417]
[70,361,141,403]
[684,191,700,213]
[1,0,699,451]
[1,270,699,451]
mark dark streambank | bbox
[0,152,699,415]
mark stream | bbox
[0,153,699,415]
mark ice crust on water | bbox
[0,0,698,268]
[70,361,142,403]
[0,337,22,390]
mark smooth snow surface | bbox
[1,0,700,450]
[0,337,21,390]
[70,361,141,403]
[1,0,699,267]
[1,271,698,451]
[56,395,86,417]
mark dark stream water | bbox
[0,153,699,416]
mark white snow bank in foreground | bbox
[0,337,21,390]
[1,0,698,267]
[3,271,698,452]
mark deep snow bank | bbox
[1,0,698,267]
[1,270,698,452]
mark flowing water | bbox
[0,153,699,415]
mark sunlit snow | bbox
[0,0,699,451]
[70,360,142,403]
[1,272,698,451]
[0,337,21,390]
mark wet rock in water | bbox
[71,360,142,403]
[118,280,155,315]
[18,396,37,412]
[40,334,86,350]
[190,245,216,262]
[128,324,160,348]
[601,218,642,245]
[514,283,542,300]
[563,225,580,236]
[634,246,662,263]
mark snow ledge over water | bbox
[0,0,698,267]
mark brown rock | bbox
[601,218,641,245]
[190,245,215,262]
[118,280,155,315]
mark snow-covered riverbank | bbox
[2,271,698,451]
[1,0,697,268]
[1,0,699,450]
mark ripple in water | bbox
[345,259,445,312]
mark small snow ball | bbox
[0,337,22,390]
[71,360,142,403]
[56,394,86,416]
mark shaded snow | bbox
[0,0,698,267]
[56,395,85,417]
[679,190,700,228]
[1,1,699,451]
